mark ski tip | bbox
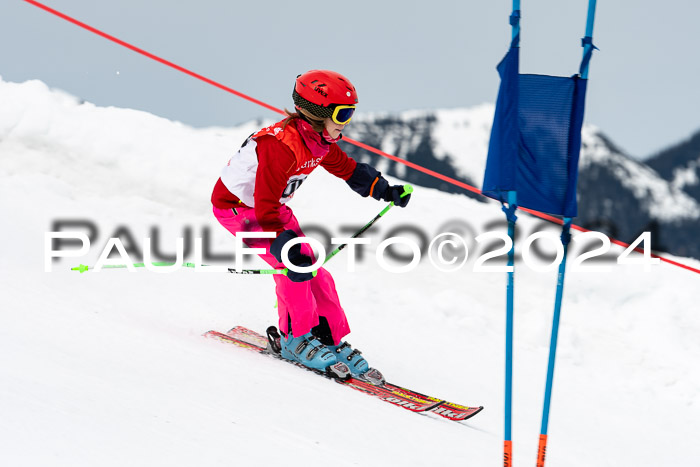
[461,405,484,421]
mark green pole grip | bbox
[280,268,318,277]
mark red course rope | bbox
[24,0,700,276]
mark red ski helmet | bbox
[292,70,358,122]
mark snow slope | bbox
[2,77,700,466]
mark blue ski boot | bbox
[279,330,338,372]
[328,341,384,384]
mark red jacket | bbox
[211,119,358,235]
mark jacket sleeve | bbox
[345,161,389,201]
[320,144,357,180]
[253,136,297,236]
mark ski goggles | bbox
[331,105,356,125]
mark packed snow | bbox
[2,77,700,466]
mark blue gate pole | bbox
[504,3,520,465]
[580,0,598,79]
[537,5,597,466]
[511,0,521,46]
[504,190,517,467]
[536,218,572,467]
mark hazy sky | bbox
[2,0,699,159]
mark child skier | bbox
[211,70,410,377]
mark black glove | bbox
[270,230,314,282]
[382,185,411,207]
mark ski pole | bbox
[323,184,413,265]
[71,184,413,275]
[71,261,286,275]
[260,183,412,273]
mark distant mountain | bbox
[340,106,494,200]
[342,108,700,259]
[646,130,700,203]
[644,130,700,258]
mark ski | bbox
[204,326,483,422]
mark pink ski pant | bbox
[213,205,350,345]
